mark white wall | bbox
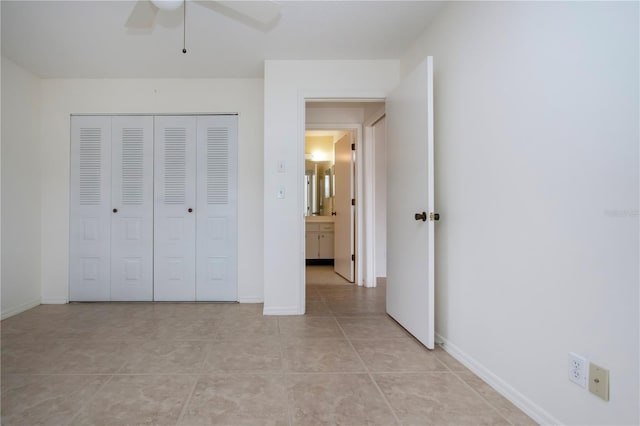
[40,78,264,303]
[1,57,43,318]
[263,60,398,314]
[373,117,386,278]
[306,106,365,124]
[404,2,639,424]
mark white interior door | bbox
[196,115,238,301]
[334,133,354,282]
[386,57,435,349]
[69,116,112,301]
[154,116,197,301]
[110,116,154,301]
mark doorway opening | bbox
[303,100,386,314]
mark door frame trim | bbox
[297,90,386,314]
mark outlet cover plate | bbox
[589,363,610,401]
[568,352,587,388]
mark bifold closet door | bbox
[196,115,238,301]
[154,116,197,301]
[70,116,112,301]
[110,116,154,301]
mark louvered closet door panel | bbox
[70,116,111,301]
[154,116,197,301]
[110,116,154,301]
[196,115,238,301]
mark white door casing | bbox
[196,115,238,301]
[386,57,435,349]
[334,133,355,282]
[110,116,154,301]
[153,116,197,301]
[69,116,112,301]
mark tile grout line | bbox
[333,316,403,426]
[447,366,515,426]
[63,373,115,426]
[175,373,200,426]
[277,317,295,426]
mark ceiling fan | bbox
[126,0,282,33]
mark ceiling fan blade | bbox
[125,0,160,29]
[196,0,281,32]
[216,1,280,25]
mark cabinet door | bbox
[319,232,334,259]
[153,116,197,301]
[110,116,154,301]
[196,115,238,301]
[305,232,319,259]
[69,116,112,301]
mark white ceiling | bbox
[1,0,444,78]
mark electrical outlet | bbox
[589,363,610,401]
[568,352,587,388]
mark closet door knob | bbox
[113,208,118,213]
[188,208,193,213]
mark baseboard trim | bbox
[41,298,68,304]
[1,298,41,319]
[436,333,561,426]
[238,298,264,304]
[263,306,303,316]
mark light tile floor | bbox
[1,266,536,425]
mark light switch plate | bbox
[589,363,609,401]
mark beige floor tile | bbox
[2,339,132,374]
[1,374,109,426]
[281,338,364,372]
[287,373,397,425]
[304,300,333,316]
[352,338,449,372]
[119,340,209,374]
[305,266,351,285]
[278,316,343,339]
[91,318,158,340]
[434,346,471,372]
[216,316,279,340]
[457,371,538,425]
[154,316,219,340]
[179,374,288,425]
[203,339,282,373]
[70,375,195,426]
[337,316,411,339]
[374,372,510,425]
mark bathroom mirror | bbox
[305,160,334,216]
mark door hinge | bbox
[351,143,355,151]
[351,198,355,206]
[351,254,355,261]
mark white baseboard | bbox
[1,298,41,320]
[40,298,68,304]
[238,298,264,304]
[263,306,303,316]
[436,333,561,426]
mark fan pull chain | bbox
[182,0,187,54]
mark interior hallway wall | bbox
[1,57,43,318]
[263,60,399,314]
[39,78,264,303]
[403,2,639,424]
